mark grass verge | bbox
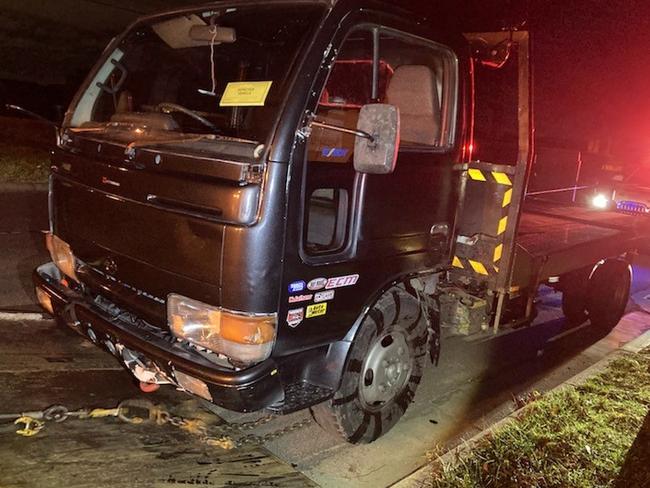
[0,142,50,183]
[430,348,650,488]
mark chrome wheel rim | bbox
[359,330,412,410]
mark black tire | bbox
[310,284,428,444]
[586,259,632,331]
[561,267,591,325]
[562,288,588,324]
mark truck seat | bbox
[386,65,441,146]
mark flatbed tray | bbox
[511,199,650,287]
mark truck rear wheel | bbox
[310,284,428,444]
[560,267,591,324]
[562,288,588,324]
[586,259,632,331]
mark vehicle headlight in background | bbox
[591,193,610,210]
[167,293,276,365]
[46,233,79,281]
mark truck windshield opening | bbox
[67,5,324,146]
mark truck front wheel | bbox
[310,284,428,443]
[586,259,632,331]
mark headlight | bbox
[45,233,78,281]
[167,293,276,365]
[591,193,610,209]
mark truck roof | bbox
[131,0,420,27]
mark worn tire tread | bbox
[311,283,428,444]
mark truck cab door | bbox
[301,25,462,265]
[277,16,464,350]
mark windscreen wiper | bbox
[123,134,264,161]
[124,134,214,157]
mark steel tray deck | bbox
[511,199,650,287]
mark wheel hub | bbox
[359,331,412,409]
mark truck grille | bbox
[616,200,649,214]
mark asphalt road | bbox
[0,188,48,311]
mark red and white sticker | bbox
[325,274,359,289]
[288,294,313,304]
[314,290,335,303]
[286,308,304,328]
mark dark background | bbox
[1,0,649,165]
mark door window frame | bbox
[298,19,460,264]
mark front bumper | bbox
[33,262,284,412]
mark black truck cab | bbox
[34,0,645,443]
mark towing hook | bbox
[14,416,45,437]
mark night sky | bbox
[1,0,649,162]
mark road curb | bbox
[392,328,650,488]
[0,311,48,321]
[0,182,48,192]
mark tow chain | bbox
[0,399,312,449]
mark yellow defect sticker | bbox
[306,302,327,319]
[219,81,273,107]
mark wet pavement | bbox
[0,188,48,311]
[1,288,649,487]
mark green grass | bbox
[0,143,50,183]
[431,349,650,488]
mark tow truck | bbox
[33,0,650,443]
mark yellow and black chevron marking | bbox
[467,169,513,186]
[452,255,491,276]
[454,166,515,278]
[493,183,513,272]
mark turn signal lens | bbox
[167,293,276,365]
[46,233,78,282]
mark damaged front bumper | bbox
[33,262,284,412]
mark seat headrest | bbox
[386,65,440,117]
[386,65,441,146]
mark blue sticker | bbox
[288,280,306,293]
[321,147,349,158]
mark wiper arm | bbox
[124,134,214,157]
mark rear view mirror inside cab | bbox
[152,14,236,49]
[189,25,236,43]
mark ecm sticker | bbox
[220,81,273,106]
[326,274,359,289]
[306,302,327,318]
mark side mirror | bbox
[353,104,400,174]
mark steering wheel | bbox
[155,102,219,133]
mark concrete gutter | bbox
[392,328,650,488]
[0,182,48,192]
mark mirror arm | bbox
[311,120,375,143]
[5,104,58,128]
[5,104,61,145]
